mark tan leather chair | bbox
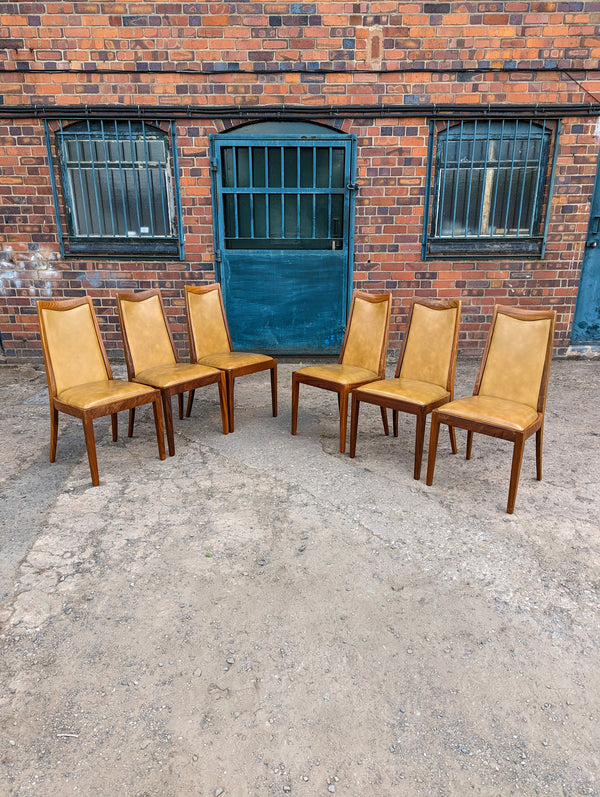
[349,299,461,480]
[117,289,229,456]
[426,305,556,513]
[185,284,277,432]
[37,296,166,486]
[291,291,392,453]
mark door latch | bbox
[346,183,359,191]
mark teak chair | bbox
[291,291,392,454]
[349,299,461,480]
[117,289,229,456]
[426,305,556,514]
[37,296,166,487]
[185,284,277,432]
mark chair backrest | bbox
[397,299,461,390]
[340,291,391,376]
[117,289,178,378]
[476,306,556,412]
[37,297,111,397]
[185,284,232,361]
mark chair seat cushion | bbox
[58,379,156,410]
[295,364,379,386]
[439,395,540,431]
[135,362,220,389]
[198,351,273,371]
[355,377,449,407]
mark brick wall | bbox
[1,3,600,360]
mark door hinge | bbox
[215,251,222,262]
[210,159,218,173]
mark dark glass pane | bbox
[299,195,314,238]
[315,149,330,188]
[237,195,252,238]
[315,195,329,238]
[300,148,314,188]
[331,195,344,237]
[222,148,235,188]
[284,194,298,237]
[236,148,250,188]
[224,194,236,238]
[253,194,267,238]
[252,148,266,188]
[269,194,282,237]
[268,148,281,188]
[330,148,345,187]
[284,148,297,188]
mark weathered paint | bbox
[572,157,600,344]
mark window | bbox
[46,120,183,258]
[423,119,558,259]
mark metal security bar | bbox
[45,119,183,259]
[220,143,346,250]
[423,119,559,258]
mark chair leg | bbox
[426,413,441,486]
[111,413,118,442]
[217,373,229,435]
[466,430,474,460]
[128,408,135,438]
[291,374,299,436]
[393,409,398,438]
[82,414,100,487]
[381,406,389,436]
[49,403,59,463]
[349,395,360,458]
[271,364,278,417]
[178,393,184,421]
[186,389,195,418]
[536,427,543,481]
[507,435,526,514]
[152,395,166,460]
[449,425,458,455]
[226,371,235,433]
[339,389,349,454]
[413,411,426,481]
[162,393,176,457]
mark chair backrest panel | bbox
[40,302,108,395]
[399,302,459,388]
[478,311,554,409]
[186,286,231,361]
[119,293,176,375]
[341,293,391,374]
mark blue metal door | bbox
[572,159,600,343]
[211,123,356,354]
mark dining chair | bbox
[117,288,229,456]
[37,296,165,486]
[291,291,392,453]
[426,305,556,513]
[349,298,461,479]
[185,284,277,432]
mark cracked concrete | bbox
[0,358,599,796]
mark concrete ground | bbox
[0,357,599,797]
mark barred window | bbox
[47,120,183,258]
[423,119,558,259]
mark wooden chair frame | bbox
[349,298,461,479]
[291,291,392,453]
[426,305,556,513]
[185,283,277,432]
[117,288,229,456]
[37,296,165,486]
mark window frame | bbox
[44,119,184,260]
[422,118,560,260]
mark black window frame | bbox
[45,119,184,260]
[422,118,560,260]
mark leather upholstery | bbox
[479,314,552,409]
[119,294,176,375]
[400,303,458,387]
[294,363,378,386]
[58,379,156,410]
[187,289,231,360]
[357,377,449,407]
[341,296,389,373]
[199,351,273,370]
[41,303,107,394]
[438,395,539,431]
[135,362,221,389]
